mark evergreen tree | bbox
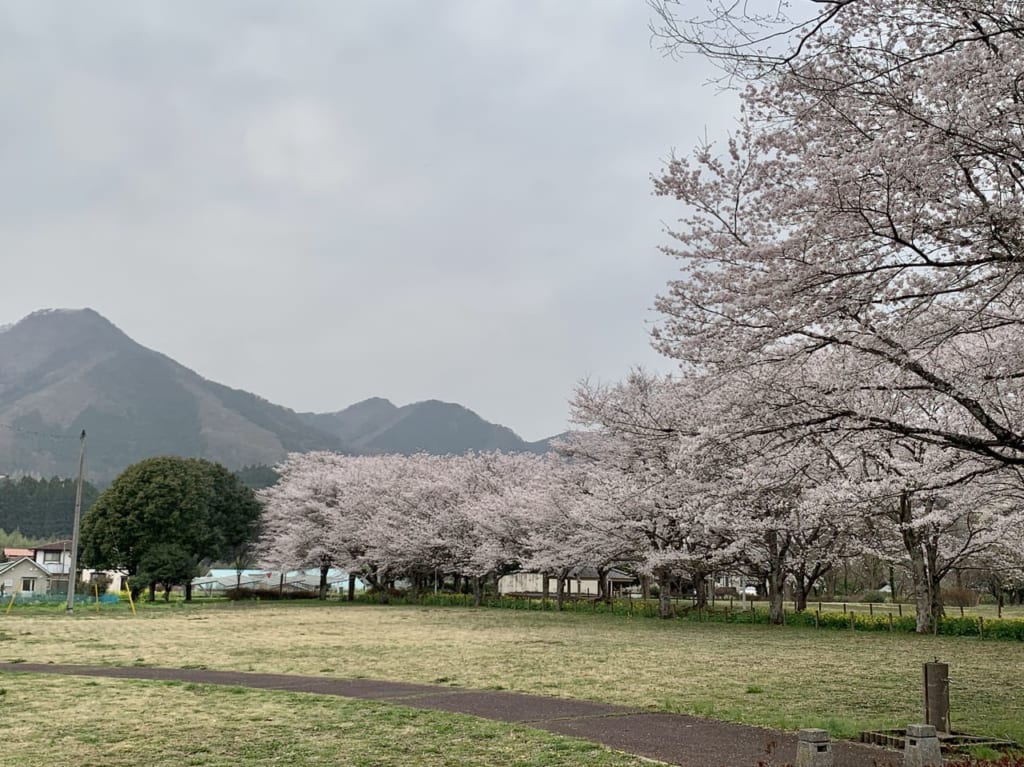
[81,457,262,600]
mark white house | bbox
[0,557,54,599]
[32,539,73,575]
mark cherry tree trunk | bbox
[657,569,673,619]
[763,529,789,625]
[555,572,567,611]
[793,577,810,613]
[693,571,708,611]
[899,492,934,634]
[925,532,945,630]
[596,566,609,603]
[767,568,785,625]
[318,561,330,601]
[347,573,356,602]
[472,575,483,608]
[905,535,933,633]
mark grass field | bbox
[0,674,653,767]
[2,601,1023,762]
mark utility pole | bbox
[66,430,86,614]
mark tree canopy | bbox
[81,457,262,599]
[651,0,1024,466]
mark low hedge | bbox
[347,591,1024,641]
[224,587,320,601]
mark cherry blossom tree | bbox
[566,371,746,618]
[445,451,562,606]
[799,430,1017,632]
[259,451,361,599]
[650,0,1024,469]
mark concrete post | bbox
[795,728,832,767]
[923,662,950,733]
[904,724,942,767]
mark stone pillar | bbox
[795,728,832,767]
[904,724,942,767]
[923,662,950,733]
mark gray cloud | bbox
[0,1,738,440]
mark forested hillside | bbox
[0,476,99,540]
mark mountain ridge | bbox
[0,308,557,482]
[301,397,550,456]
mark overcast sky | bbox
[0,1,738,441]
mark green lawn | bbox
[2,601,1022,750]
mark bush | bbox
[944,586,981,608]
[860,590,886,603]
[976,618,1024,641]
[948,755,1024,766]
[224,587,320,601]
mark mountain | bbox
[0,309,557,482]
[302,398,551,456]
[0,309,343,482]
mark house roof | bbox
[0,557,52,578]
[2,548,33,558]
[35,540,72,551]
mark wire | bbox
[0,422,81,441]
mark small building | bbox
[0,557,53,599]
[81,568,129,593]
[498,567,635,597]
[191,568,363,597]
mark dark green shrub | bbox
[948,754,1024,766]
[940,616,983,637]
[977,618,1024,641]
[224,587,319,601]
[944,586,981,608]
[860,590,886,603]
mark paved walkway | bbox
[0,663,901,766]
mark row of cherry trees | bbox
[637,0,1024,632]
[259,451,565,607]
[566,371,1024,632]
[259,1,1024,633]
[257,384,1024,632]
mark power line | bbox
[0,422,81,441]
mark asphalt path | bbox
[0,663,902,766]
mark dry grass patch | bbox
[0,673,656,767]
[3,602,1023,742]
